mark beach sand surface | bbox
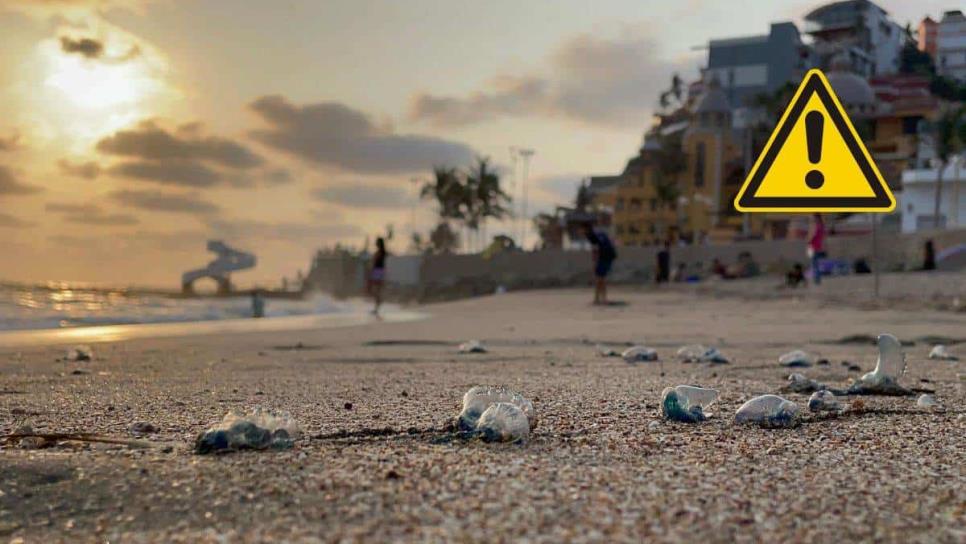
[1,287,964,542]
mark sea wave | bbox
[0,283,360,331]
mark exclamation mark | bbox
[805,110,824,189]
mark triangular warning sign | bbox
[734,69,895,213]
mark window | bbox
[902,116,922,135]
[694,142,706,187]
[616,198,625,211]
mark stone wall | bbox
[303,228,966,301]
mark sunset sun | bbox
[44,53,153,110]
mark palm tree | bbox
[465,156,511,250]
[421,166,464,222]
[929,106,966,229]
[429,222,459,254]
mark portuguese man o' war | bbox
[458,340,487,354]
[476,402,530,443]
[778,350,817,368]
[676,344,730,364]
[928,344,958,361]
[458,386,536,434]
[194,408,301,454]
[807,390,842,413]
[847,334,913,396]
[734,395,801,428]
[622,345,658,363]
[782,373,826,394]
[660,385,719,423]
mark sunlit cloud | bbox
[58,158,101,179]
[0,166,43,195]
[248,95,476,174]
[45,202,139,225]
[110,189,221,215]
[410,26,696,128]
[0,212,34,229]
[312,183,410,209]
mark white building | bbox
[937,10,966,81]
[804,0,904,76]
[900,159,966,232]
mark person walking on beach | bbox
[582,223,617,305]
[367,237,387,314]
[807,213,826,285]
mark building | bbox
[900,161,966,232]
[678,77,743,240]
[804,0,903,77]
[609,135,679,245]
[868,73,940,189]
[704,22,813,107]
[937,10,966,81]
[918,17,938,57]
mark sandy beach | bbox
[1,283,965,542]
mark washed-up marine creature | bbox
[846,334,913,396]
[660,385,719,423]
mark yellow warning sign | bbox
[734,69,895,213]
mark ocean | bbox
[0,282,361,331]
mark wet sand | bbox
[1,286,964,542]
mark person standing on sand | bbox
[368,237,387,314]
[656,240,671,284]
[582,223,617,305]
[806,213,826,285]
[923,239,936,271]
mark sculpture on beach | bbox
[181,240,256,294]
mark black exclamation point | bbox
[805,110,824,189]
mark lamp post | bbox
[409,176,422,250]
[518,148,535,249]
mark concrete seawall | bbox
[305,228,966,301]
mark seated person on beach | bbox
[367,237,387,314]
[582,223,617,305]
[733,251,761,279]
[711,258,733,279]
[672,263,687,282]
[786,263,805,287]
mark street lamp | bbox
[409,176,423,250]
[518,148,535,249]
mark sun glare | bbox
[44,54,152,110]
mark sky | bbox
[0,0,950,288]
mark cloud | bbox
[0,166,43,195]
[204,218,362,244]
[5,1,154,17]
[535,174,583,203]
[108,159,222,188]
[265,168,293,185]
[311,183,410,209]
[45,202,139,226]
[58,158,101,179]
[248,95,475,174]
[59,35,142,63]
[60,36,103,58]
[0,213,33,228]
[110,189,220,215]
[0,133,20,152]
[409,28,695,128]
[97,120,263,169]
